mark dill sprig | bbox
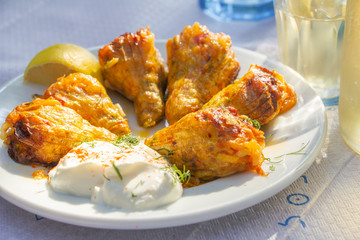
[274,141,310,159]
[166,165,191,185]
[112,162,123,181]
[264,141,310,174]
[265,134,273,140]
[242,116,261,129]
[103,174,111,181]
[156,148,174,160]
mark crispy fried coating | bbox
[203,65,297,125]
[98,27,167,128]
[0,98,117,166]
[41,73,130,136]
[165,22,240,125]
[145,107,265,184]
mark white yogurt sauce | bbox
[48,141,183,210]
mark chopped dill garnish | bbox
[265,158,283,164]
[166,165,191,185]
[103,174,111,181]
[264,141,310,174]
[265,134,273,140]
[156,148,174,160]
[135,180,144,189]
[74,137,90,147]
[274,141,310,159]
[112,162,123,181]
[113,134,140,148]
[205,117,209,124]
[250,119,261,129]
[131,192,137,198]
[242,116,261,129]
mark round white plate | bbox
[0,41,327,229]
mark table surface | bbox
[0,1,359,239]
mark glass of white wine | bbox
[339,0,360,154]
[273,0,346,100]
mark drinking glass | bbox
[339,0,360,154]
[200,0,274,21]
[274,0,346,100]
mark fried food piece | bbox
[41,73,130,136]
[165,22,240,125]
[0,98,117,166]
[145,107,265,184]
[203,65,297,125]
[98,27,167,128]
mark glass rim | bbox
[273,0,346,21]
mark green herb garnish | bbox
[135,180,144,189]
[112,162,123,181]
[241,116,261,129]
[250,119,261,129]
[265,157,283,164]
[265,134,273,140]
[156,148,174,160]
[131,192,137,198]
[103,174,111,181]
[264,141,310,174]
[74,137,90,147]
[113,134,140,148]
[274,141,309,159]
[166,165,191,185]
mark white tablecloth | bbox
[0,1,359,239]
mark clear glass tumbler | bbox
[339,0,360,154]
[274,0,346,100]
[200,0,274,21]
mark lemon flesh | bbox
[24,43,103,85]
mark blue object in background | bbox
[200,0,274,21]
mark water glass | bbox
[200,0,274,21]
[274,0,346,100]
[339,0,360,154]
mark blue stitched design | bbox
[300,175,308,183]
[278,216,306,228]
[287,193,309,205]
[35,215,44,221]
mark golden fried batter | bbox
[165,22,240,125]
[0,98,117,166]
[145,107,265,184]
[41,73,130,136]
[203,65,297,125]
[98,27,167,128]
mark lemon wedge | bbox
[24,43,103,85]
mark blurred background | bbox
[0,0,278,88]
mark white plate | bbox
[0,41,327,229]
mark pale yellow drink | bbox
[339,0,360,154]
[274,0,346,99]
